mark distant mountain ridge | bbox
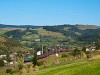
[0,24,41,28]
[0,24,100,28]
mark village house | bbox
[10,53,17,61]
[0,55,6,59]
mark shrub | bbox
[18,64,23,70]
[0,59,4,67]
[6,68,13,74]
[61,53,69,58]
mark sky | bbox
[0,0,100,26]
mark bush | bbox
[18,64,23,70]
[6,68,13,74]
[61,53,69,58]
[0,59,4,67]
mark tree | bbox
[32,47,38,67]
[82,47,86,52]
[0,59,4,67]
[32,53,38,67]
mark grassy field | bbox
[26,59,100,75]
[34,28,66,39]
[1,52,100,75]
[1,59,99,75]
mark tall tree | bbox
[32,47,38,67]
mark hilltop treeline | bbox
[0,24,41,28]
[43,25,100,43]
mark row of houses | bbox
[0,53,17,65]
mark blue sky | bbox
[0,0,100,25]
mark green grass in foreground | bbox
[25,59,100,75]
[1,53,100,75]
[0,59,100,75]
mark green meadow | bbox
[25,59,100,75]
[0,53,100,75]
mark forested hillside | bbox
[0,24,100,48]
[43,25,100,44]
[0,36,29,55]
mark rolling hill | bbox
[0,24,100,48]
[0,36,30,55]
